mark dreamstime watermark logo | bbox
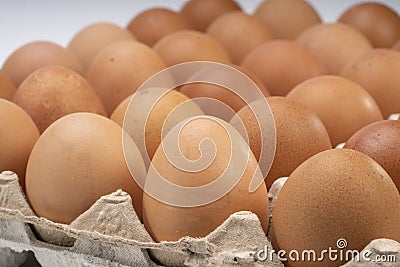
[256,238,397,264]
[122,61,276,207]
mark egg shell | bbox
[242,39,326,96]
[2,41,83,87]
[296,23,372,74]
[153,30,231,66]
[341,48,400,118]
[271,148,400,267]
[0,69,16,100]
[127,8,194,47]
[180,0,241,31]
[0,99,39,191]
[254,0,321,40]
[13,66,106,133]
[339,2,400,48]
[85,41,168,114]
[287,75,383,146]
[67,23,136,71]
[344,120,400,192]
[25,113,144,224]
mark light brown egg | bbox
[254,0,321,40]
[13,66,107,133]
[180,0,241,31]
[86,41,168,114]
[127,8,194,47]
[0,99,39,191]
[0,69,16,100]
[206,11,275,64]
[26,113,144,223]
[143,116,269,242]
[344,120,400,192]
[271,148,400,267]
[110,95,131,127]
[153,30,231,66]
[341,48,400,118]
[296,23,372,74]
[67,22,136,71]
[231,97,332,189]
[287,75,383,146]
[241,40,326,96]
[2,41,83,87]
[339,2,400,48]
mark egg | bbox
[26,113,144,223]
[339,2,400,48]
[127,8,193,47]
[287,75,383,146]
[270,148,400,267]
[110,95,131,127]
[85,41,168,114]
[254,0,321,40]
[296,23,372,74]
[143,116,269,242]
[0,69,16,100]
[180,0,241,31]
[13,66,107,133]
[206,11,275,64]
[153,30,231,66]
[67,23,136,71]
[0,99,40,191]
[344,120,400,192]
[2,41,83,87]
[242,40,326,96]
[341,48,400,118]
[230,97,332,189]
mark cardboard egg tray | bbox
[0,171,398,267]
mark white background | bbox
[1,0,400,66]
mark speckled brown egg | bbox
[2,41,83,87]
[254,0,321,40]
[296,23,372,74]
[339,2,400,48]
[206,11,275,64]
[13,66,107,133]
[341,48,400,118]
[287,75,383,146]
[0,69,16,100]
[242,40,326,96]
[180,0,241,31]
[153,30,231,66]
[67,23,136,71]
[0,99,39,191]
[344,120,400,192]
[271,148,400,267]
[127,8,194,47]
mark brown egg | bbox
[344,120,400,192]
[206,11,275,64]
[339,2,400,48]
[143,116,269,241]
[231,97,332,189]
[296,23,372,74]
[180,0,241,31]
[153,30,231,66]
[14,66,107,133]
[0,69,16,100]
[26,113,144,223]
[254,0,321,40]
[0,99,39,191]
[67,23,136,71]
[86,41,168,114]
[287,75,383,146]
[341,48,400,118]
[242,40,326,96]
[2,41,83,87]
[110,95,131,127]
[271,149,400,267]
[127,8,193,47]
